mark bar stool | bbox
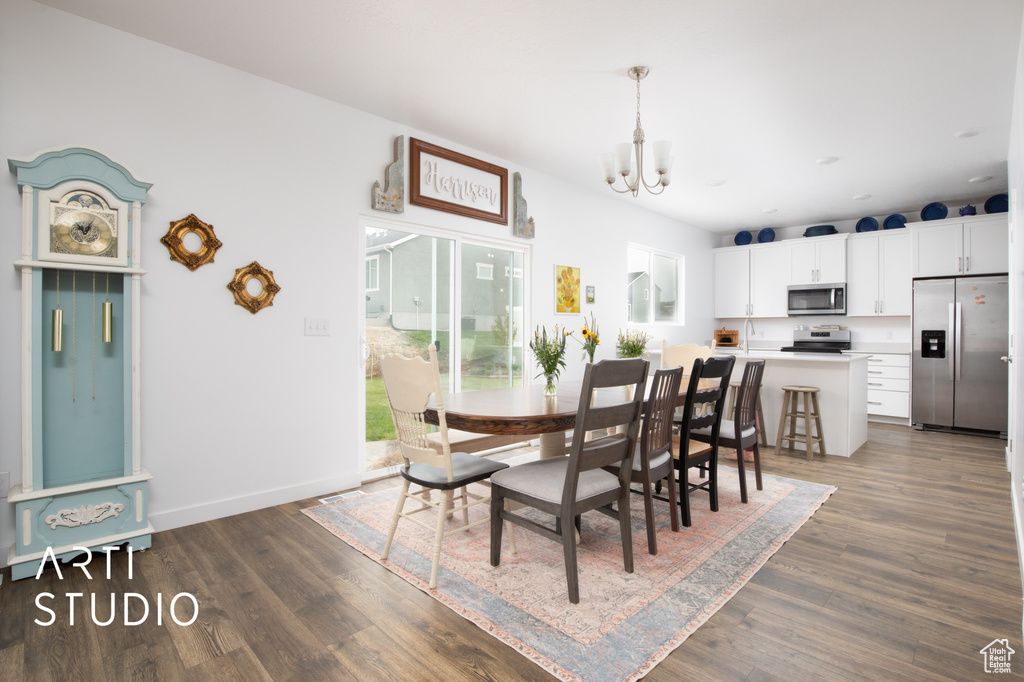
[728,381,768,446]
[775,385,826,461]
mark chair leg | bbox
[460,486,470,526]
[811,391,827,457]
[736,441,748,504]
[666,469,680,533]
[678,464,692,527]
[381,479,410,561]
[641,476,657,555]
[775,390,790,455]
[490,492,504,567]
[561,510,580,604]
[429,489,449,589]
[618,485,634,575]
[708,453,719,512]
[802,391,814,461]
[752,440,763,491]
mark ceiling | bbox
[37,0,1024,233]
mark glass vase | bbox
[544,373,557,397]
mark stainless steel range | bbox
[780,329,851,354]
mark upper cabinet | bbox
[789,235,847,285]
[910,216,1008,277]
[714,243,790,318]
[846,231,912,316]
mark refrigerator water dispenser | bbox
[921,330,945,358]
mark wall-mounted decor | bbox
[7,146,153,580]
[160,213,223,270]
[410,138,508,225]
[512,171,535,239]
[372,135,405,213]
[555,265,580,314]
[228,261,281,314]
[586,285,595,304]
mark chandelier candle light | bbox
[599,66,673,196]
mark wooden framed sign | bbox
[410,138,508,225]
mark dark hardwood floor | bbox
[0,424,1021,680]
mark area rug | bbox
[303,461,835,682]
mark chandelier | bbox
[599,66,673,196]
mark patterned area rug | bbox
[303,460,835,682]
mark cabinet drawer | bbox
[866,365,909,380]
[864,353,910,368]
[866,377,909,392]
[867,389,910,418]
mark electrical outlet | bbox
[0,471,9,499]
[304,317,330,336]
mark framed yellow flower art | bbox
[555,265,580,314]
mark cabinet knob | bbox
[1001,356,1012,364]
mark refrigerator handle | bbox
[948,303,955,382]
[954,302,963,382]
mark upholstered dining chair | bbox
[488,358,649,604]
[602,365,683,555]
[674,355,735,527]
[691,360,765,504]
[379,345,510,589]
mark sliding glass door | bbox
[363,224,528,473]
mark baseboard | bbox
[0,543,10,570]
[149,474,361,533]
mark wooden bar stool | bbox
[774,385,826,460]
[728,381,768,446]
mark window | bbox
[627,245,682,324]
[476,263,494,280]
[365,255,379,291]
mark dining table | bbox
[424,376,701,460]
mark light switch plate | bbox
[304,317,330,336]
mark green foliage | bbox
[529,324,571,379]
[617,329,653,359]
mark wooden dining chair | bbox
[660,341,713,375]
[674,355,735,527]
[379,345,510,589]
[691,360,765,503]
[488,358,649,604]
[602,365,683,555]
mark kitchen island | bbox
[715,350,868,457]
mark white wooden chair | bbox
[379,345,511,589]
[660,341,714,375]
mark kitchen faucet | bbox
[742,317,755,354]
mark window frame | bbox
[626,243,683,325]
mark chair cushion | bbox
[633,449,671,472]
[692,419,756,442]
[490,457,620,504]
[403,451,510,490]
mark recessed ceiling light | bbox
[706,179,726,187]
[969,175,993,183]
[762,208,778,214]
[816,156,839,166]
[954,128,985,139]
[852,194,871,201]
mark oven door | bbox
[787,283,846,316]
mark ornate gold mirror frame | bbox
[227,261,280,314]
[160,214,223,270]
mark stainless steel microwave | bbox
[787,282,846,316]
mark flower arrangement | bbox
[616,329,653,359]
[529,324,571,395]
[578,313,600,363]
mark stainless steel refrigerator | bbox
[912,275,1008,434]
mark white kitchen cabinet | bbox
[790,235,847,285]
[713,247,751,318]
[911,215,1008,277]
[846,231,912,316]
[714,243,790,318]
[847,352,910,420]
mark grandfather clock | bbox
[7,147,153,580]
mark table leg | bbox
[538,432,569,459]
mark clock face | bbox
[48,191,118,260]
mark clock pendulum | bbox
[71,271,76,402]
[102,274,112,344]
[52,269,63,352]
[91,272,97,401]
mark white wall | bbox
[0,0,716,558]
